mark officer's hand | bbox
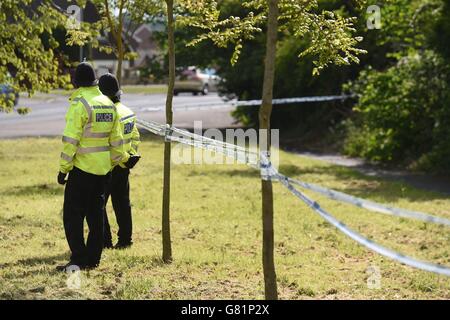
[57,172,67,185]
[124,155,141,169]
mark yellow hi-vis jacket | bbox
[114,102,141,169]
[60,86,130,175]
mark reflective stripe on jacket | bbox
[115,102,140,168]
[60,86,130,175]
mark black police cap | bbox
[74,62,97,87]
[98,73,122,98]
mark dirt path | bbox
[297,152,450,196]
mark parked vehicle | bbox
[174,67,220,96]
[0,84,19,107]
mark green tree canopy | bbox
[0,0,72,112]
[344,0,450,172]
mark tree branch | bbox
[103,0,118,41]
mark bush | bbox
[343,51,450,173]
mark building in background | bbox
[51,0,163,84]
[92,21,163,84]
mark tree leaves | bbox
[297,12,366,75]
[179,0,366,70]
[178,0,264,65]
[0,0,71,112]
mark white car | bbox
[174,67,220,96]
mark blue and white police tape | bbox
[233,95,353,107]
[137,119,450,276]
[275,171,450,276]
[137,118,449,227]
[136,119,260,168]
[137,118,255,152]
[139,95,353,112]
[137,118,249,153]
[259,153,450,276]
[136,118,166,136]
[286,177,450,227]
[256,150,450,228]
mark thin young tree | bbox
[101,0,126,82]
[259,0,279,300]
[173,0,367,298]
[161,0,175,263]
[160,0,262,263]
[82,0,161,83]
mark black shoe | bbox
[104,241,113,249]
[114,241,133,249]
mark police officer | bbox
[56,62,133,271]
[98,73,140,249]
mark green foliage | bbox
[137,55,166,83]
[178,0,264,65]
[376,0,441,58]
[66,0,163,65]
[430,0,450,61]
[176,0,366,138]
[231,35,356,129]
[0,0,72,112]
[343,0,450,173]
[277,0,366,75]
[179,0,365,69]
[343,51,450,172]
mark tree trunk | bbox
[116,0,125,84]
[116,42,123,84]
[259,0,279,300]
[102,0,124,83]
[162,0,175,263]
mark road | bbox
[0,93,238,139]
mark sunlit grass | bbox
[0,136,449,299]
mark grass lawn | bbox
[1,136,450,299]
[122,85,167,95]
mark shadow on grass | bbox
[190,168,260,179]
[292,164,448,203]
[201,162,448,204]
[0,214,56,229]
[137,130,165,142]
[1,252,169,277]
[0,252,68,269]
[2,183,63,197]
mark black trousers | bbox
[63,167,109,266]
[103,166,132,245]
